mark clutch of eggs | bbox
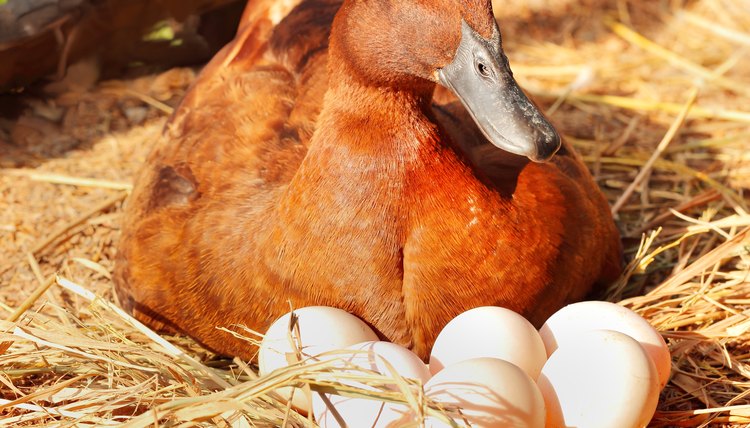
[257,302,669,427]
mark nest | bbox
[1,0,749,426]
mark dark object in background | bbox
[0,0,245,91]
[0,0,85,43]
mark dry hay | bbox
[1,0,749,426]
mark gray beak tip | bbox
[528,127,561,163]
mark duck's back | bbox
[132,0,338,192]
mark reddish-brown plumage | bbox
[114,0,622,360]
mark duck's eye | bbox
[477,61,490,77]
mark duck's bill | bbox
[438,21,560,162]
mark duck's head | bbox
[331,0,561,162]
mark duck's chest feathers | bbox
[270,111,514,273]
[270,119,428,269]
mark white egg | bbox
[424,357,545,428]
[539,301,671,388]
[537,330,660,428]
[312,341,430,428]
[429,306,547,379]
[341,341,431,384]
[313,390,414,428]
[259,306,379,412]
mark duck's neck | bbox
[309,0,449,156]
[311,27,446,160]
[318,82,441,152]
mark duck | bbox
[113,0,622,361]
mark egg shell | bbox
[537,329,660,428]
[313,393,414,428]
[258,306,379,411]
[424,357,545,428]
[312,341,430,427]
[429,306,547,379]
[341,341,431,384]
[539,301,671,388]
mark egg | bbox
[429,306,547,379]
[537,330,660,428]
[340,341,431,384]
[312,341,430,427]
[314,395,413,428]
[259,306,379,411]
[539,301,671,388]
[424,357,545,428]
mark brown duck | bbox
[114,0,622,360]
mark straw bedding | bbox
[1,0,749,426]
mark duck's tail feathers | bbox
[198,0,298,75]
[176,0,305,104]
[237,0,304,35]
[206,0,304,69]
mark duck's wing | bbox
[115,0,340,318]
